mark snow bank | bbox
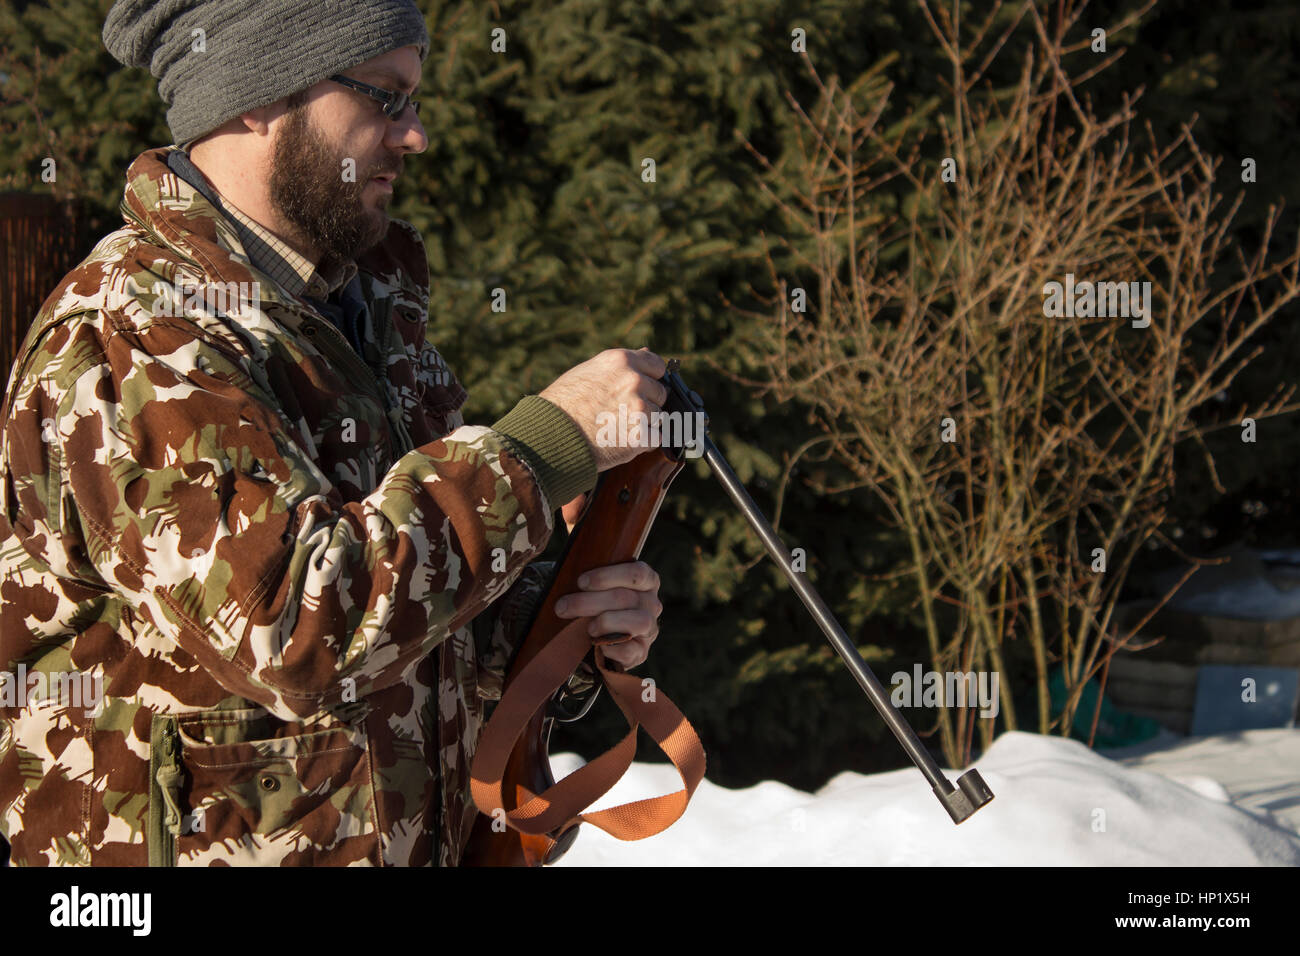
[1103,727,1300,834]
[548,730,1300,866]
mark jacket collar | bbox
[121,145,302,309]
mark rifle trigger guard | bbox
[548,660,602,723]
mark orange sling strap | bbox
[469,617,706,854]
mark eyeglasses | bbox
[329,74,422,120]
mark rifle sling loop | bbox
[469,617,706,854]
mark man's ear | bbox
[240,104,279,136]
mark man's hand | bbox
[560,493,587,534]
[553,560,661,670]
[539,348,668,472]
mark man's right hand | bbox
[539,347,669,471]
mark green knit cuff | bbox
[491,395,598,511]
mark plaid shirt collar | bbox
[217,197,358,300]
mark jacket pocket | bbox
[153,708,378,866]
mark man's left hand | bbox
[553,560,662,671]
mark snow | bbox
[1101,728,1300,834]
[548,729,1300,865]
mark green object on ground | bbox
[1049,668,1163,748]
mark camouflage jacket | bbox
[0,146,597,866]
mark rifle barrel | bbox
[663,362,993,823]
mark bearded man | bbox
[0,0,668,866]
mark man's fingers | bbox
[628,347,668,380]
[635,375,669,409]
[599,635,650,670]
[575,561,660,593]
[554,587,644,618]
[550,559,662,670]
[586,609,658,640]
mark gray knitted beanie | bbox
[103,0,430,147]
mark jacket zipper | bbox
[148,715,182,866]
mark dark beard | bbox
[268,103,391,264]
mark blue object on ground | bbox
[1190,665,1300,735]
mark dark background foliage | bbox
[1,0,1295,790]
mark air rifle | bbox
[465,359,993,866]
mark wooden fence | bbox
[0,192,93,391]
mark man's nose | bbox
[388,111,428,154]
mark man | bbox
[0,0,669,866]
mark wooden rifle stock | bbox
[463,432,687,866]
